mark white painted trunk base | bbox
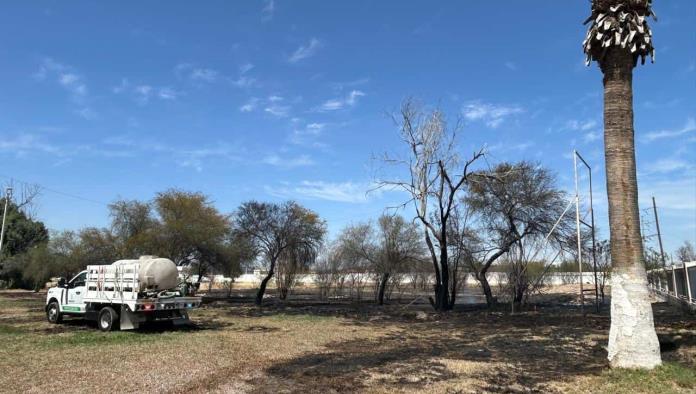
[607,269,662,369]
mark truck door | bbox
[64,271,87,313]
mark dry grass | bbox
[0,289,694,393]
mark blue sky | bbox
[0,1,694,256]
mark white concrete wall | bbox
[212,271,603,287]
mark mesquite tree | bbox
[235,201,325,305]
[378,99,483,311]
[337,214,422,305]
[465,162,571,307]
[583,0,661,369]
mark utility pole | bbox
[652,196,666,268]
[0,187,12,257]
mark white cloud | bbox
[265,181,374,203]
[288,38,322,63]
[262,0,275,21]
[642,158,693,175]
[239,97,260,112]
[264,104,290,117]
[34,58,94,117]
[639,178,696,211]
[583,131,601,143]
[318,90,365,111]
[76,107,97,120]
[112,78,130,94]
[239,63,254,74]
[565,119,597,131]
[462,101,523,128]
[190,68,218,82]
[642,118,696,142]
[262,154,314,168]
[157,87,180,100]
[290,122,329,147]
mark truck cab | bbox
[46,270,88,321]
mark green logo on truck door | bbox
[62,306,81,312]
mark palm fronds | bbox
[583,0,656,67]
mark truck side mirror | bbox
[58,278,66,287]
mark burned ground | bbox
[0,289,694,393]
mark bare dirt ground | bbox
[0,287,694,393]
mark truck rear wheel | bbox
[98,306,119,331]
[46,301,63,324]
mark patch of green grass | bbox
[267,313,335,323]
[0,324,24,335]
[598,362,696,393]
[42,328,188,348]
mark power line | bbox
[0,174,110,207]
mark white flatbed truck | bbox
[45,256,201,331]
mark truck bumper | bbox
[119,305,190,330]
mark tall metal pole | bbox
[588,163,600,312]
[652,196,666,268]
[573,150,584,312]
[0,187,12,257]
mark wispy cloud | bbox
[565,119,597,132]
[239,97,260,112]
[290,122,329,148]
[239,63,254,74]
[504,61,517,71]
[262,0,275,21]
[265,180,374,203]
[642,117,696,142]
[583,131,601,143]
[643,158,693,174]
[262,154,314,168]
[288,38,322,63]
[317,90,365,112]
[34,57,95,118]
[264,104,290,117]
[190,68,218,82]
[114,81,181,105]
[462,101,523,128]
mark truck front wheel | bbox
[46,301,63,324]
[98,306,119,331]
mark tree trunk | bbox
[436,244,452,311]
[255,259,276,306]
[478,272,496,307]
[377,272,390,305]
[601,48,661,369]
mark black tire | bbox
[98,306,119,332]
[46,301,63,324]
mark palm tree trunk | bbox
[601,48,661,369]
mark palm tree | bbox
[583,0,661,369]
[583,0,662,369]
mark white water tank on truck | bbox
[112,256,178,291]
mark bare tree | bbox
[313,244,344,300]
[275,241,317,300]
[235,201,325,305]
[465,162,571,307]
[583,0,661,369]
[336,214,422,305]
[595,240,611,303]
[377,98,483,311]
[675,241,696,263]
[2,181,41,219]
